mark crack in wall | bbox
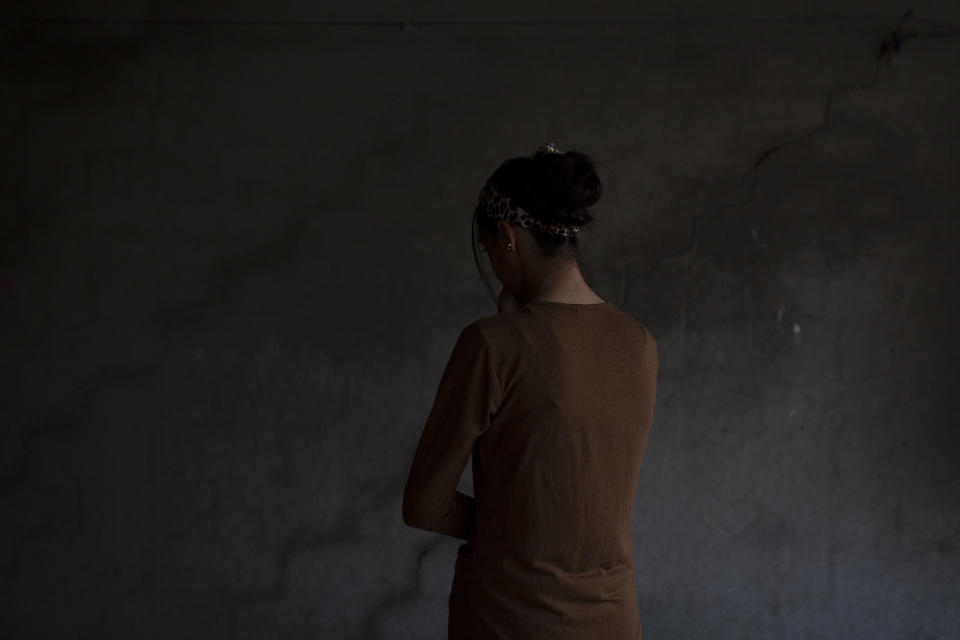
[358,539,450,640]
[224,482,436,640]
[624,10,960,291]
[616,8,960,482]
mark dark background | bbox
[2,3,959,638]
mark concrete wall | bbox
[2,4,958,639]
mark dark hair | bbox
[471,146,603,301]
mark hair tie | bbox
[476,179,581,238]
[537,141,563,155]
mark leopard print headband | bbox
[474,142,583,238]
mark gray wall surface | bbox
[2,4,959,639]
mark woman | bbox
[402,142,659,639]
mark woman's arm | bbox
[402,323,502,540]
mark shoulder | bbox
[453,315,513,355]
[468,312,504,334]
[600,305,659,362]
[635,320,657,348]
[607,305,657,342]
[458,315,497,353]
[457,313,528,367]
[466,310,526,347]
[627,318,658,367]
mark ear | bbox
[497,220,516,247]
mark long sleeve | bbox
[402,321,502,540]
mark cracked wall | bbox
[1,7,959,640]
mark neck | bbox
[518,256,599,304]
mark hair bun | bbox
[533,148,602,211]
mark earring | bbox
[506,242,513,251]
